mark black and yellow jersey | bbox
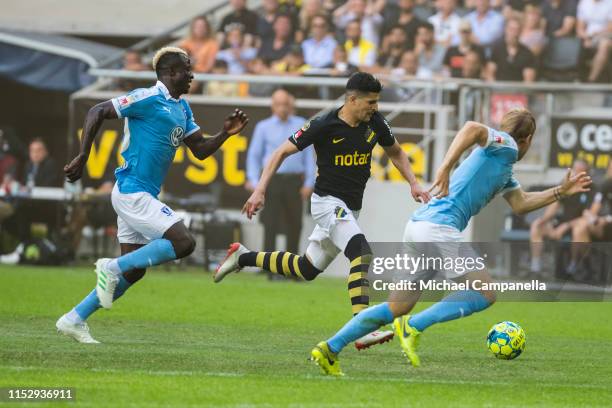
[288,107,395,211]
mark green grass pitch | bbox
[2,265,612,407]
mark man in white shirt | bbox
[428,0,463,46]
[576,0,612,81]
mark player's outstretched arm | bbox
[242,140,299,219]
[429,121,489,198]
[503,168,592,215]
[383,141,431,203]
[64,100,118,183]
[184,109,248,160]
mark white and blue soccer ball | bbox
[486,321,526,360]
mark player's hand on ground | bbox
[224,109,249,136]
[560,168,592,197]
[242,190,265,219]
[64,153,88,183]
[410,183,431,203]
[428,167,451,199]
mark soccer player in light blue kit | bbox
[310,108,592,375]
[56,47,249,343]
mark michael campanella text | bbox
[373,279,547,292]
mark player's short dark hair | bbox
[345,72,382,95]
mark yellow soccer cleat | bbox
[310,341,344,377]
[393,315,421,367]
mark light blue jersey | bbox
[111,81,200,197]
[412,127,521,231]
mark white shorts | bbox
[111,183,183,245]
[402,220,480,279]
[305,193,363,271]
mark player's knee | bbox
[343,234,372,261]
[124,268,146,284]
[481,290,496,305]
[298,256,323,281]
[173,233,196,259]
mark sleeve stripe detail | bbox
[185,125,200,137]
[111,98,123,118]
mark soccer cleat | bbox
[95,258,119,309]
[310,341,344,376]
[355,330,394,350]
[213,243,249,283]
[55,315,100,344]
[393,315,421,367]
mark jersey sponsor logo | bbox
[334,151,371,166]
[332,137,345,144]
[161,206,173,216]
[170,126,185,147]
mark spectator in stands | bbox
[344,19,378,67]
[22,138,62,189]
[520,5,548,56]
[302,14,338,68]
[217,24,258,74]
[567,161,612,274]
[258,14,295,64]
[257,0,281,43]
[180,16,219,74]
[381,0,423,50]
[486,18,537,81]
[529,159,594,273]
[391,50,419,77]
[323,45,359,76]
[218,0,260,46]
[414,22,447,78]
[205,60,241,97]
[428,0,462,46]
[467,0,505,48]
[271,45,312,74]
[377,25,409,70]
[503,0,538,19]
[117,50,149,91]
[334,0,386,46]
[245,89,315,269]
[443,20,486,77]
[542,0,578,38]
[297,0,324,42]
[461,50,484,78]
[576,0,612,82]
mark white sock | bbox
[66,309,84,324]
[530,257,542,272]
[107,259,122,275]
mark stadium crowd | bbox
[121,0,612,92]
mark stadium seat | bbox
[541,37,582,82]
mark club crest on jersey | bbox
[334,206,348,219]
[170,126,185,147]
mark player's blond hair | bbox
[500,108,536,141]
[151,46,188,71]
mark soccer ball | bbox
[486,321,526,360]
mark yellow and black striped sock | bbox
[347,253,372,315]
[238,251,323,280]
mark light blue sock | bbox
[409,290,491,332]
[116,239,176,272]
[74,275,132,321]
[327,303,394,354]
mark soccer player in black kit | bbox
[214,72,431,349]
